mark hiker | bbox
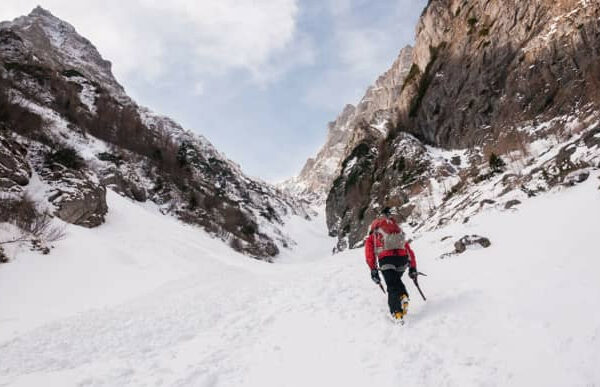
[365,207,418,320]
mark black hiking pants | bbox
[380,255,409,314]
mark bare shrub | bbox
[489,153,507,173]
[482,128,531,174]
[0,195,65,246]
[45,146,85,169]
[97,151,124,166]
[0,81,47,144]
[24,211,66,242]
[0,194,36,228]
[483,129,530,161]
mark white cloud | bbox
[303,0,425,114]
[192,81,204,96]
[249,30,316,85]
[0,0,308,85]
[338,28,394,76]
[327,0,353,16]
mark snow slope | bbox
[1,174,599,386]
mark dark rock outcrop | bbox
[326,128,456,249]
[504,200,521,210]
[100,168,147,202]
[40,163,108,228]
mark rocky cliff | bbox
[0,7,310,259]
[397,0,600,147]
[282,46,414,200]
[322,0,600,250]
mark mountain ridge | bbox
[281,45,414,200]
[0,7,311,260]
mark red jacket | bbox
[365,217,417,270]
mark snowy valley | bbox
[1,165,599,386]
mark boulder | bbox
[577,172,590,183]
[51,186,107,227]
[40,164,108,228]
[480,199,496,207]
[563,171,590,187]
[454,235,491,254]
[504,200,522,209]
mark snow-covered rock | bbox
[453,235,491,254]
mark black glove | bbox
[408,267,418,280]
[371,269,381,284]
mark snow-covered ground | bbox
[1,173,599,386]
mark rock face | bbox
[326,129,449,250]
[397,0,600,148]
[325,127,381,251]
[40,161,108,228]
[0,7,309,259]
[319,0,600,250]
[359,45,415,119]
[282,46,414,200]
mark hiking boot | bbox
[393,311,404,320]
[401,294,409,315]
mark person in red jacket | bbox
[365,207,418,320]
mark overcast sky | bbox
[0,0,427,182]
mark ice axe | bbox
[411,271,428,301]
[377,282,386,294]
